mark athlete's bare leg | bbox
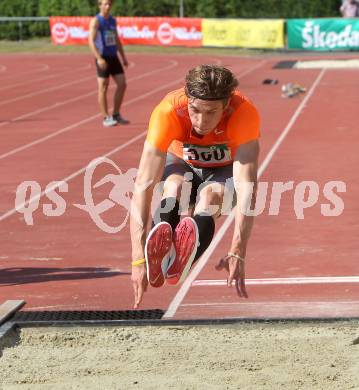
[194,182,226,218]
[161,174,185,199]
[112,73,126,115]
[97,77,110,117]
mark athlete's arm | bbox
[88,18,106,70]
[115,26,128,67]
[130,141,167,308]
[228,139,259,293]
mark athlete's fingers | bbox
[227,258,239,287]
[235,263,248,298]
[235,276,247,298]
[240,278,248,298]
[136,271,148,308]
[136,281,145,308]
[132,281,139,309]
[132,265,147,308]
[134,283,142,308]
[241,265,248,297]
[227,269,236,287]
[235,277,242,297]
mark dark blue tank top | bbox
[95,14,118,57]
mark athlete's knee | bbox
[199,185,224,205]
[115,75,126,90]
[196,184,225,218]
[98,81,109,93]
[162,177,185,200]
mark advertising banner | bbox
[50,17,91,45]
[117,17,202,46]
[50,16,202,47]
[287,19,359,51]
[202,19,285,49]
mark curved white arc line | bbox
[0,63,51,81]
[0,74,95,106]
[0,64,91,92]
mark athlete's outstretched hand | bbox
[131,264,148,308]
[215,254,248,298]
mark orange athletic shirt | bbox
[147,88,260,167]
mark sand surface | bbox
[1,321,359,390]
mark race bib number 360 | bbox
[183,143,232,165]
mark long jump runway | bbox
[0,52,358,321]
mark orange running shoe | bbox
[165,217,199,285]
[145,222,173,288]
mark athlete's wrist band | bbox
[131,258,145,266]
[227,252,245,262]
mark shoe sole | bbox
[145,222,172,288]
[166,217,199,285]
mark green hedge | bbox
[0,0,343,40]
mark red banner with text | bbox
[50,16,202,47]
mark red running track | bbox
[0,52,358,319]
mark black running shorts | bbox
[95,56,124,78]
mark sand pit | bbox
[0,321,358,389]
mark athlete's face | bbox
[99,0,112,16]
[188,98,227,135]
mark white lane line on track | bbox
[31,301,359,311]
[0,131,146,223]
[0,64,92,92]
[0,69,197,222]
[0,60,179,160]
[192,276,359,286]
[0,61,135,99]
[0,60,174,130]
[236,59,267,78]
[181,301,359,307]
[0,73,95,106]
[163,68,327,319]
[181,300,359,312]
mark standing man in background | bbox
[89,0,129,127]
